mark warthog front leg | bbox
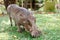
[9,16,13,26]
[16,23,23,33]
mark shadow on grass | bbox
[0,26,35,38]
[1,26,43,40]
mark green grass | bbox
[0,14,60,40]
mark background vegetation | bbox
[0,0,60,40]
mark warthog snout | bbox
[31,30,41,37]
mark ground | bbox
[0,13,60,40]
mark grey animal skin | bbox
[7,4,41,37]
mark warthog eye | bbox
[27,20,32,26]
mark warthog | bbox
[7,4,41,37]
[55,3,60,13]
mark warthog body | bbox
[7,4,41,37]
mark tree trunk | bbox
[24,0,28,8]
[21,0,23,7]
[30,0,32,10]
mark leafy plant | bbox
[44,0,57,12]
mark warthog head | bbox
[24,14,41,37]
